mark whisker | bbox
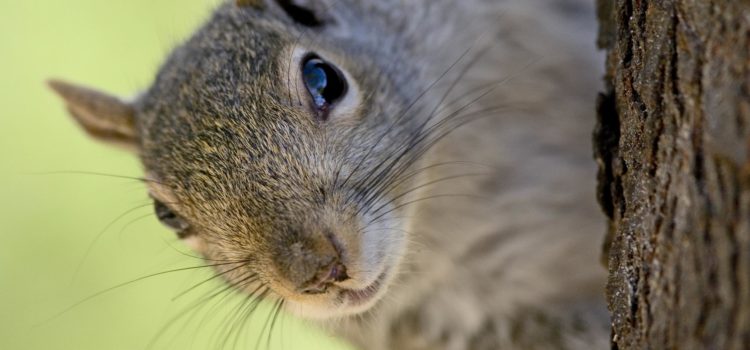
[339,42,479,198]
[226,287,270,350]
[30,170,166,185]
[364,103,514,204]
[68,202,153,286]
[266,299,285,350]
[206,278,268,350]
[357,161,489,211]
[152,282,237,350]
[146,273,257,350]
[218,292,254,350]
[364,173,489,217]
[352,59,537,218]
[348,27,501,208]
[171,264,252,301]
[368,193,485,224]
[201,279,261,350]
[116,212,156,242]
[42,261,249,325]
[255,297,283,350]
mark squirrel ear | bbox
[48,79,138,151]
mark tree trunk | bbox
[594,1,750,349]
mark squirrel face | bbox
[51,2,427,319]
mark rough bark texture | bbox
[594,1,750,349]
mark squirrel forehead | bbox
[144,9,289,100]
[136,7,303,141]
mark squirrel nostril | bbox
[329,262,349,282]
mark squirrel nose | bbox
[301,261,349,294]
[274,228,350,293]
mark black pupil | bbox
[302,57,346,113]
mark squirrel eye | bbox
[302,56,347,118]
[154,200,190,237]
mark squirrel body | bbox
[51,0,609,349]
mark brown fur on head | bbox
[50,1,428,319]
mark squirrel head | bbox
[50,0,433,319]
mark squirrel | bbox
[50,0,609,349]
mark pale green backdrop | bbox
[0,1,352,349]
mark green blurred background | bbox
[0,1,351,349]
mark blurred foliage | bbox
[0,1,351,349]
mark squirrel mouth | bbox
[339,272,387,306]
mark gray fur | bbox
[52,0,609,348]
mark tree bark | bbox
[594,1,750,349]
